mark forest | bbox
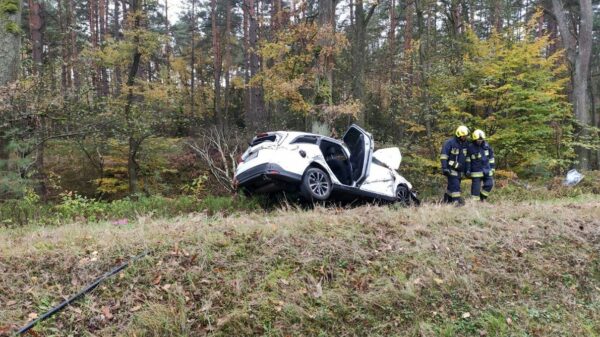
[0,0,599,209]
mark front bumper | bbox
[235,163,302,191]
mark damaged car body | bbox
[234,124,419,205]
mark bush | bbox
[1,193,265,227]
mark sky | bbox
[166,0,186,23]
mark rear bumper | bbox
[235,163,302,190]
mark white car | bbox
[234,124,419,204]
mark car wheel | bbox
[396,184,412,206]
[301,167,332,201]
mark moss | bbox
[5,20,20,34]
[0,0,20,15]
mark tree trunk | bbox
[68,0,80,89]
[388,0,397,76]
[223,0,232,125]
[0,0,21,175]
[28,0,44,74]
[34,114,48,199]
[125,0,143,196]
[89,0,99,93]
[310,0,337,134]
[99,0,109,95]
[351,0,377,125]
[58,0,69,92]
[244,0,266,132]
[113,0,122,95]
[551,0,594,170]
[190,0,196,117]
[211,0,222,128]
[0,0,21,85]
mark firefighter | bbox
[465,129,495,201]
[440,125,470,204]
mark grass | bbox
[0,195,599,336]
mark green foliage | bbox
[0,192,265,227]
[0,0,19,15]
[436,15,574,177]
[0,0,19,35]
[4,20,19,34]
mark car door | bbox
[342,124,373,186]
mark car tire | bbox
[300,167,332,201]
[396,184,412,206]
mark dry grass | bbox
[1,195,599,336]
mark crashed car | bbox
[234,124,419,204]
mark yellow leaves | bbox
[255,21,348,116]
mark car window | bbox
[290,135,319,145]
[250,135,277,146]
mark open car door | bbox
[343,124,374,186]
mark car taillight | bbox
[267,170,280,175]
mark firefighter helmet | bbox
[472,129,486,140]
[455,125,470,137]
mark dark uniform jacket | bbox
[466,141,495,177]
[440,137,469,176]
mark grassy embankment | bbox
[1,195,599,336]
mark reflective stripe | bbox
[450,192,461,197]
[471,195,480,200]
[471,154,477,159]
[489,158,495,163]
[489,170,494,176]
[449,170,459,176]
[448,160,455,166]
[481,190,489,197]
[471,172,484,178]
[465,158,471,162]
[440,154,449,160]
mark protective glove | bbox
[442,168,451,176]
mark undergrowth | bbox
[0,194,262,227]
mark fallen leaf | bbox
[28,312,38,320]
[479,330,488,336]
[434,278,444,285]
[462,312,471,319]
[506,317,512,325]
[152,274,162,285]
[112,218,129,226]
[68,307,82,314]
[102,306,113,320]
[6,300,16,306]
[130,305,142,312]
[162,284,172,291]
[313,281,323,298]
[216,316,229,327]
